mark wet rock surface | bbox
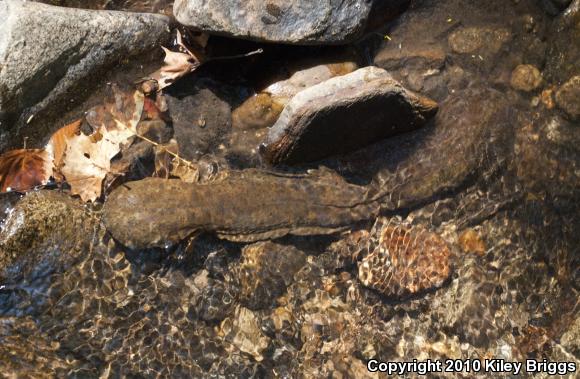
[0,191,98,284]
[544,0,579,84]
[555,75,580,120]
[232,61,358,131]
[173,0,374,45]
[511,64,543,92]
[262,67,438,165]
[0,0,172,150]
[166,80,232,161]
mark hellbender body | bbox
[103,170,379,249]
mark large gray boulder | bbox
[261,67,438,165]
[0,0,172,144]
[173,0,373,45]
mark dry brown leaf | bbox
[61,128,131,202]
[144,30,202,92]
[59,90,145,202]
[0,149,52,192]
[46,119,82,179]
[170,159,199,183]
[153,139,179,179]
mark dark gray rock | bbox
[261,67,438,165]
[166,81,232,161]
[173,0,373,45]
[0,0,172,145]
[539,0,573,15]
[545,0,579,84]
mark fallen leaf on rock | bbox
[143,95,169,122]
[61,129,130,202]
[46,119,82,178]
[0,149,52,192]
[142,30,202,92]
[59,90,145,202]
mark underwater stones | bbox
[220,306,270,361]
[0,0,172,135]
[439,258,502,347]
[555,75,580,120]
[374,44,446,72]
[371,86,513,210]
[235,241,307,310]
[356,219,451,298]
[510,64,543,92]
[262,67,438,165]
[0,317,67,377]
[0,191,98,283]
[232,62,358,131]
[458,229,487,255]
[448,26,512,56]
[515,115,580,199]
[194,278,237,322]
[232,93,285,132]
[173,0,373,45]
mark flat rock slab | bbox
[173,0,373,45]
[0,0,171,126]
[261,67,439,165]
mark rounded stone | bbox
[555,75,580,120]
[510,64,543,92]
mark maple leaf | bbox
[59,90,145,202]
[46,119,82,180]
[0,149,52,192]
[142,30,203,92]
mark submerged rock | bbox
[232,62,358,131]
[332,218,452,298]
[233,241,307,310]
[510,64,543,92]
[448,26,512,55]
[360,86,515,210]
[0,0,172,145]
[544,0,579,84]
[261,67,438,165]
[555,75,580,120]
[0,191,98,283]
[220,306,271,361]
[166,81,232,160]
[0,317,68,377]
[173,0,373,45]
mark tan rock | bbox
[220,306,270,361]
[262,66,438,165]
[510,64,543,92]
[232,62,357,130]
[555,75,580,120]
[448,26,511,55]
[458,229,487,255]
